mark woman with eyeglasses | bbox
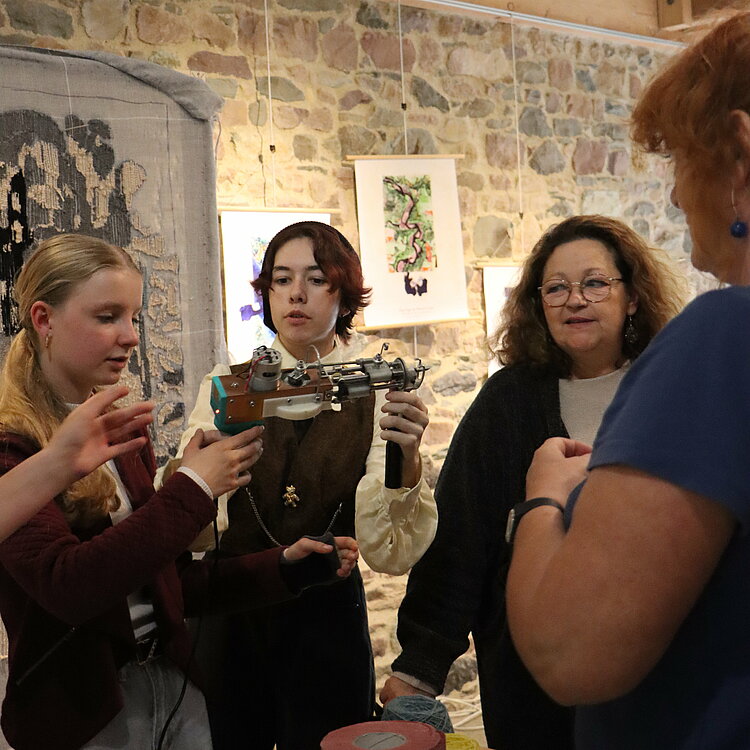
[381,214,684,750]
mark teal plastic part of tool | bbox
[210,375,264,434]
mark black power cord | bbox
[156,514,221,749]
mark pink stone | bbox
[486,133,520,170]
[629,73,643,100]
[361,31,415,71]
[136,5,190,45]
[237,8,264,53]
[339,90,372,111]
[188,52,252,79]
[608,149,629,176]
[548,58,573,91]
[573,139,608,174]
[321,24,357,71]
[567,93,593,119]
[274,16,317,62]
[194,12,235,50]
[307,107,334,131]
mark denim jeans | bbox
[81,657,213,750]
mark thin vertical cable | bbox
[397,0,408,154]
[263,0,277,206]
[510,21,525,255]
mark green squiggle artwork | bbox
[383,174,436,273]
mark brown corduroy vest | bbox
[219,394,375,555]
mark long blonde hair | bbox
[0,234,141,526]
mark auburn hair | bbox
[631,11,750,174]
[252,221,371,343]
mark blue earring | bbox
[731,186,748,238]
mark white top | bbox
[558,365,629,447]
[156,338,437,575]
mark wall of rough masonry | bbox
[0,0,699,730]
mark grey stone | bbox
[444,653,478,693]
[5,0,73,38]
[456,98,493,118]
[515,60,546,84]
[553,118,582,137]
[338,125,378,157]
[548,198,574,217]
[388,128,437,155]
[457,172,484,191]
[277,0,344,10]
[605,100,630,118]
[518,106,551,137]
[473,215,511,257]
[356,2,388,29]
[256,76,304,102]
[432,370,478,397]
[205,78,239,99]
[526,89,541,105]
[576,68,596,92]
[248,100,267,127]
[593,122,628,141]
[632,218,649,237]
[627,201,656,217]
[464,19,486,35]
[530,141,565,175]
[149,51,181,69]
[402,7,431,33]
[412,77,449,113]
[293,134,317,161]
[368,107,402,128]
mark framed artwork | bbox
[353,157,469,328]
[483,263,522,375]
[218,209,331,363]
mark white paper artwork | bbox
[354,158,469,328]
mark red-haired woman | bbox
[166,221,436,750]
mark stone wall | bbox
[0,0,699,733]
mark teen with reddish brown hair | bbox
[169,221,436,750]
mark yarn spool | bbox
[321,720,445,750]
[381,695,454,732]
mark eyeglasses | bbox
[538,275,624,307]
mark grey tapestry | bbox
[0,45,227,462]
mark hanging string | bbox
[263,0,278,207]
[510,20,525,256]
[397,0,408,155]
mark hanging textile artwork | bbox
[0,45,226,460]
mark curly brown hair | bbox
[631,11,750,176]
[252,221,371,343]
[489,215,686,377]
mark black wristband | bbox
[505,497,564,545]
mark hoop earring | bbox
[731,186,748,238]
[624,316,638,346]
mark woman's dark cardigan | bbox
[392,363,574,750]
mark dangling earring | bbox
[730,186,748,238]
[44,332,51,349]
[624,316,638,346]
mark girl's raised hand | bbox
[49,386,154,481]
